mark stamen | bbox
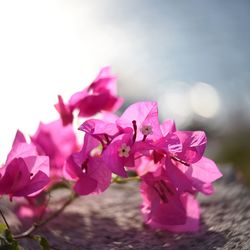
[132,120,137,143]
[153,180,174,203]
[171,156,190,166]
[104,134,110,145]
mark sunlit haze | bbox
[0,0,249,161]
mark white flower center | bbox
[118,143,131,158]
[140,125,153,136]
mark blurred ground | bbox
[2,166,250,250]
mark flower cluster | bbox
[0,67,222,233]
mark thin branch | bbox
[0,208,10,230]
[14,192,78,239]
[112,176,140,184]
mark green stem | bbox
[0,208,10,230]
[112,176,140,184]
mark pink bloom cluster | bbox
[0,67,222,233]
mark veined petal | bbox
[74,174,97,195]
[175,131,207,163]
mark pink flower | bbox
[54,95,74,126]
[169,156,222,195]
[116,101,162,142]
[174,130,207,164]
[147,192,200,233]
[55,67,123,123]
[140,169,187,228]
[79,118,120,146]
[64,134,112,195]
[31,119,78,180]
[138,158,200,232]
[101,130,135,177]
[164,126,222,195]
[0,131,50,199]
[15,192,48,220]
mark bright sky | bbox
[0,0,249,161]
[0,0,119,160]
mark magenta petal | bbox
[87,157,112,193]
[175,131,207,163]
[24,156,50,177]
[101,133,133,177]
[68,88,88,109]
[0,158,30,195]
[90,66,118,96]
[31,119,78,178]
[77,92,119,117]
[161,193,200,233]
[186,157,222,194]
[64,155,83,180]
[154,133,182,154]
[55,95,74,126]
[117,101,162,140]
[164,159,193,193]
[15,171,50,197]
[6,142,37,165]
[74,174,97,195]
[140,179,186,227]
[152,195,186,225]
[160,119,176,136]
[79,119,119,137]
[12,130,27,147]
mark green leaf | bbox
[0,223,7,234]
[0,224,20,250]
[33,235,50,250]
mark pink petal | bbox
[16,171,50,197]
[175,131,207,163]
[77,92,119,117]
[87,157,112,193]
[186,157,222,194]
[0,158,30,195]
[160,193,200,233]
[12,130,26,147]
[117,101,162,140]
[55,95,74,126]
[101,140,128,177]
[68,88,88,109]
[6,142,37,165]
[79,119,119,138]
[74,174,97,195]
[31,119,78,172]
[23,156,50,177]
[164,159,194,193]
[160,119,176,135]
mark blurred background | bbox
[0,0,249,182]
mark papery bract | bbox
[31,119,78,180]
[64,134,112,195]
[0,131,50,199]
[148,193,200,232]
[55,67,123,122]
[117,101,162,141]
[55,95,74,126]
[172,156,222,195]
[140,170,187,228]
[101,130,136,177]
[174,130,207,164]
